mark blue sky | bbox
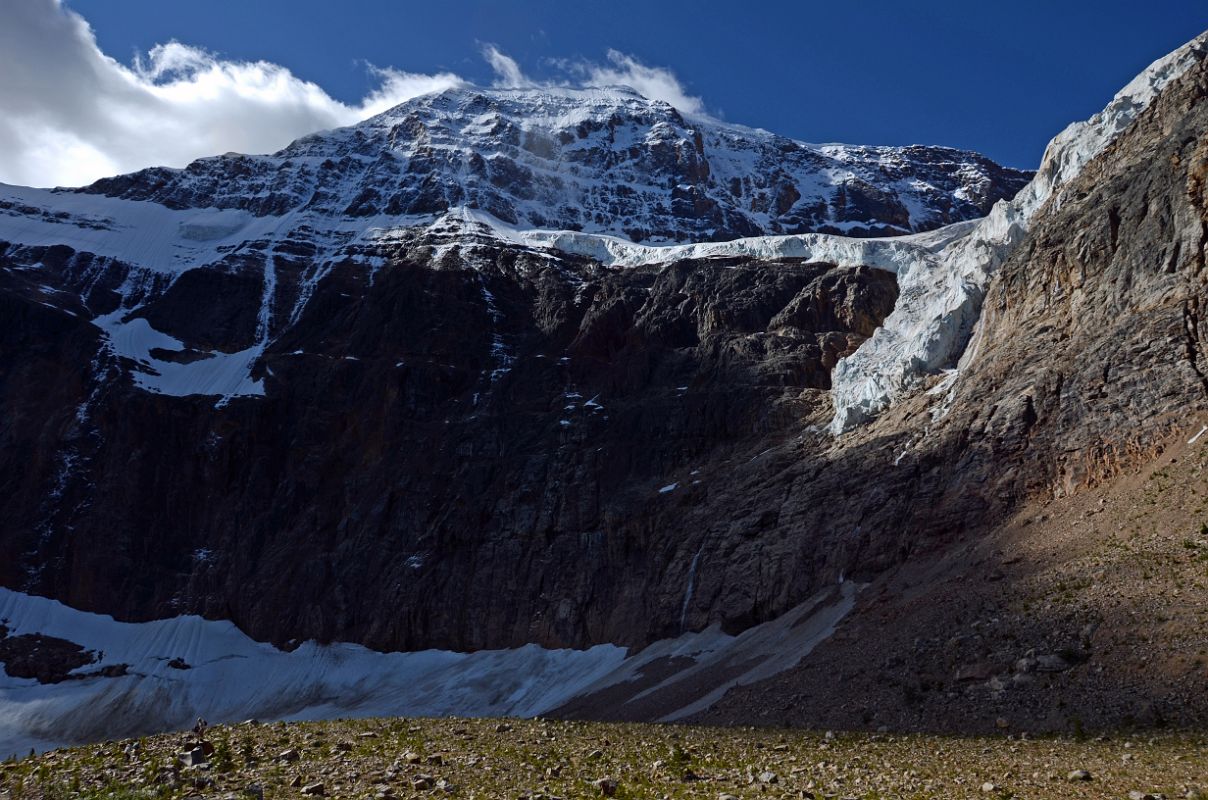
[1,1,1204,186]
[67,0,1207,168]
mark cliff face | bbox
[903,36,1208,507]
[0,225,902,650]
[1,38,1207,666]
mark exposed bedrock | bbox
[1,243,902,650]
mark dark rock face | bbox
[138,267,262,352]
[0,228,897,651]
[0,626,95,684]
[78,86,1030,242]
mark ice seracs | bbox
[828,30,1208,434]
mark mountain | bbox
[82,85,1031,241]
[0,85,1029,654]
[3,31,1208,753]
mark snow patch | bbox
[0,589,626,760]
[94,310,265,400]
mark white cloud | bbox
[0,1,707,188]
[0,0,463,187]
[582,50,706,116]
[483,44,707,117]
[482,44,530,89]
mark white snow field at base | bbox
[0,589,624,759]
[0,585,855,759]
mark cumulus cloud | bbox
[0,0,463,187]
[1,1,707,188]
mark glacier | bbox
[828,30,1208,433]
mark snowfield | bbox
[0,584,855,759]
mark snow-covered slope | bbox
[0,31,1198,419]
[0,188,968,405]
[828,30,1208,432]
[80,85,1029,243]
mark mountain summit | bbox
[82,85,1030,242]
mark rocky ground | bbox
[3,716,1206,800]
[690,412,1208,734]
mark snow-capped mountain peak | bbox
[79,84,1030,243]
